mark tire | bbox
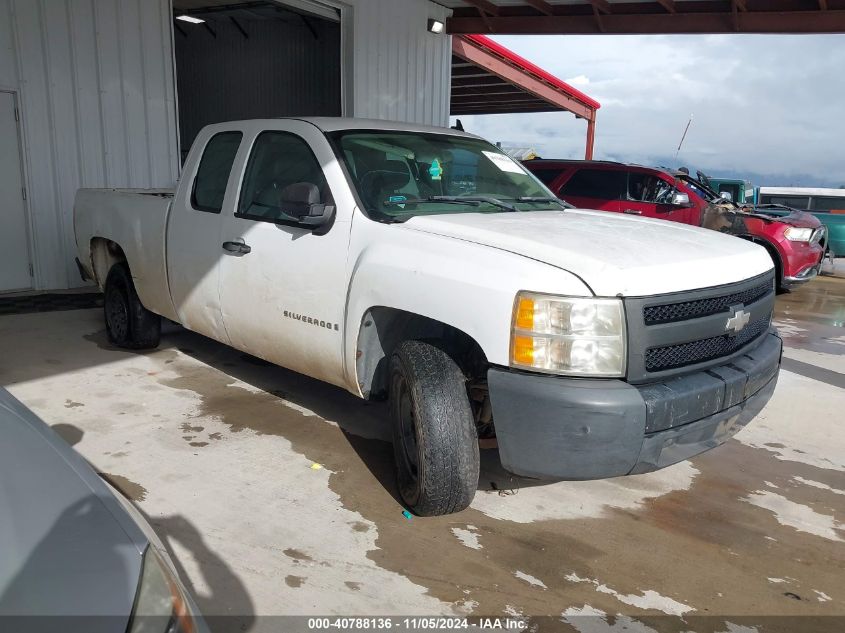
[389,340,480,516]
[104,264,161,349]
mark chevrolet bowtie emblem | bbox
[726,307,751,335]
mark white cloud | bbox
[452,34,845,186]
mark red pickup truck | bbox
[525,160,826,290]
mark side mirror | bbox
[671,191,691,207]
[279,182,335,228]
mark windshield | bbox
[680,176,729,205]
[330,130,565,222]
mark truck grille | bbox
[645,314,771,372]
[643,280,772,325]
[624,271,776,383]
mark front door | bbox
[217,123,351,388]
[0,92,32,292]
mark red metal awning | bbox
[451,34,600,158]
[444,1,845,35]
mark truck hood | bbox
[401,209,774,296]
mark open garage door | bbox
[172,0,342,160]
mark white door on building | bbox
[0,92,32,292]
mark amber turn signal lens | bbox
[515,297,535,331]
[512,335,535,365]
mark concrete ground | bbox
[2,266,844,633]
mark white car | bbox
[74,118,781,516]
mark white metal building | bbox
[0,0,452,292]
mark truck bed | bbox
[74,188,177,321]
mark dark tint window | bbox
[238,132,331,223]
[191,132,242,213]
[560,168,626,200]
[628,172,674,203]
[761,194,810,209]
[529,168,562,186]
[812,196,845,211]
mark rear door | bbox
[623,169,691,223]
[166,127,243,343]
[556,167,626,212]
[216,121,352,387]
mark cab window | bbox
[530,168,563,186]
[761,194,810,209]
[628,172,674,204]
[812,196,845,211]
[191,131,243,213]
[560,168,626,200]
[238,131,331,223]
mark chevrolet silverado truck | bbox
[74,118,782,516]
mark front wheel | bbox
[389,340,480,516]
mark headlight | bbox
[510,292,626,377]
[127,547,197,633]
[784,227,814,242]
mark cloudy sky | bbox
[452,34,845,188]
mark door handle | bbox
[222,241,251,254]
[623,209,642,215]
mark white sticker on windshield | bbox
[482,151,525,174]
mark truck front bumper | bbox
[487,331,781,480]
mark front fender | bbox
[343,221,591,396]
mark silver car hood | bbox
[0,388,146,625]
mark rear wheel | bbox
[104,264,161,349]
[389,340,479,516]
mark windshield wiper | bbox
[511,196,570,209]
[383,197,481,207]
[428,195,517,212]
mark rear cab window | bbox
[528,167,564,187]
[559,168,626,200]
[191,131,243,213]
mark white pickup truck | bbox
[74,118,782,516]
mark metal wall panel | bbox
[0,2,16,88]
[0,0,178,290]
[345,0,452,126]
[0,0,449,290]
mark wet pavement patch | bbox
[99,472,148,502]
[285,575,305,588]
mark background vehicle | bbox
[74,118,781,516]
[526,160,826,289]
[707,177,753,204]
[0,387,208,633]
[750,187,845,257]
